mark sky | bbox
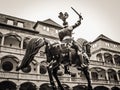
[0,0,120,42]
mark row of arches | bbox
[0,81,119,90]
[96,53,120,66]
[90,67,120,83]
[0,55,120,84]
[0,32,30,49]
[0,55,38,73]
[1,32,120,66]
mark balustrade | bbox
[0,71,119,85]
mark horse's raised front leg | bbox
[47,67,57,90]
[53,67,64,90]
[82,67,93,90]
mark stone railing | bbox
[0,45,45,58]
[0,71,119,85]
[90,60,120,68]
[90,60,104,66]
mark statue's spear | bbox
[71,7,83,20]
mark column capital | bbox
[36,86,40,90]
[16,85,20,90]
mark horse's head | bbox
[83,41,91,58]
[43,38,50,46]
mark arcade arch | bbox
[0,81,16,90]
[4,33,22,48]
[90,67,106,81]
[1,55,19,72]
[94,86,109,90]
[107,69,118,83]
[20,82,36,90]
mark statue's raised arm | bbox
[71,7,83,29]
[58,7,83,42]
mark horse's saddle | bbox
[51,42,69,53]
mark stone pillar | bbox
[89,70,93,83]
[102,53,105,64]
[1,35,5,46]
[89,71,93,83]
[116,72,120,84]
[16,85,20,90]
[112,55,116,66]
[36,86,40,90]
[105,71,109,84]
[20,37,24,49]
[69,87,73,90]
[37,63,40,74]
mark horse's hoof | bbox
[58,87,64,90]
[87,86,93,90]
[16,66,20,71]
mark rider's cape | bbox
[16,38,44,71]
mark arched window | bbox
[114,55,120,66]
[0,81,16,90]
[20,82,36,90]
[104,53,113,65]
[40,61,47,74]
[111,87,120,90]
[90,67,106,81]
[96,53,103,61]
[73,85,86,90]
[1,55,19,72]
[4,33,21,48]
[108,69,118,83]
[91,72,98,80]
[40,83,52,90]
[94,86,109,90]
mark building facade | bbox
[0,13,120,90]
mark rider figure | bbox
[58,12,82,43]
[58,12,87,74]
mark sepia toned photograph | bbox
[0,0,120,90]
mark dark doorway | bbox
[94,86,109,90]
[73,85,86,90]
[20,82,36,90]
[40,83,52,90]
[111,87,120,90]
[0,81,16,90]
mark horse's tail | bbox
[16,38,45,71]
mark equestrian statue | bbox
[16,7,93,90]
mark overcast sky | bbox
[0,0,120,42]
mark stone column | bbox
[36,86,40,90]
[116,72,120,84]
[102,53,105,64]
[37,63,40,74]
[112,55,116,66]
[69,87,73,90]
[1,35,5,46]
[105,71,109,84]
[20,37,24,49]
[89,71,93,83]
[16,85,20,90]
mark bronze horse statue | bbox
[16,38,92,90]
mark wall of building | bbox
[0,13,120,90]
